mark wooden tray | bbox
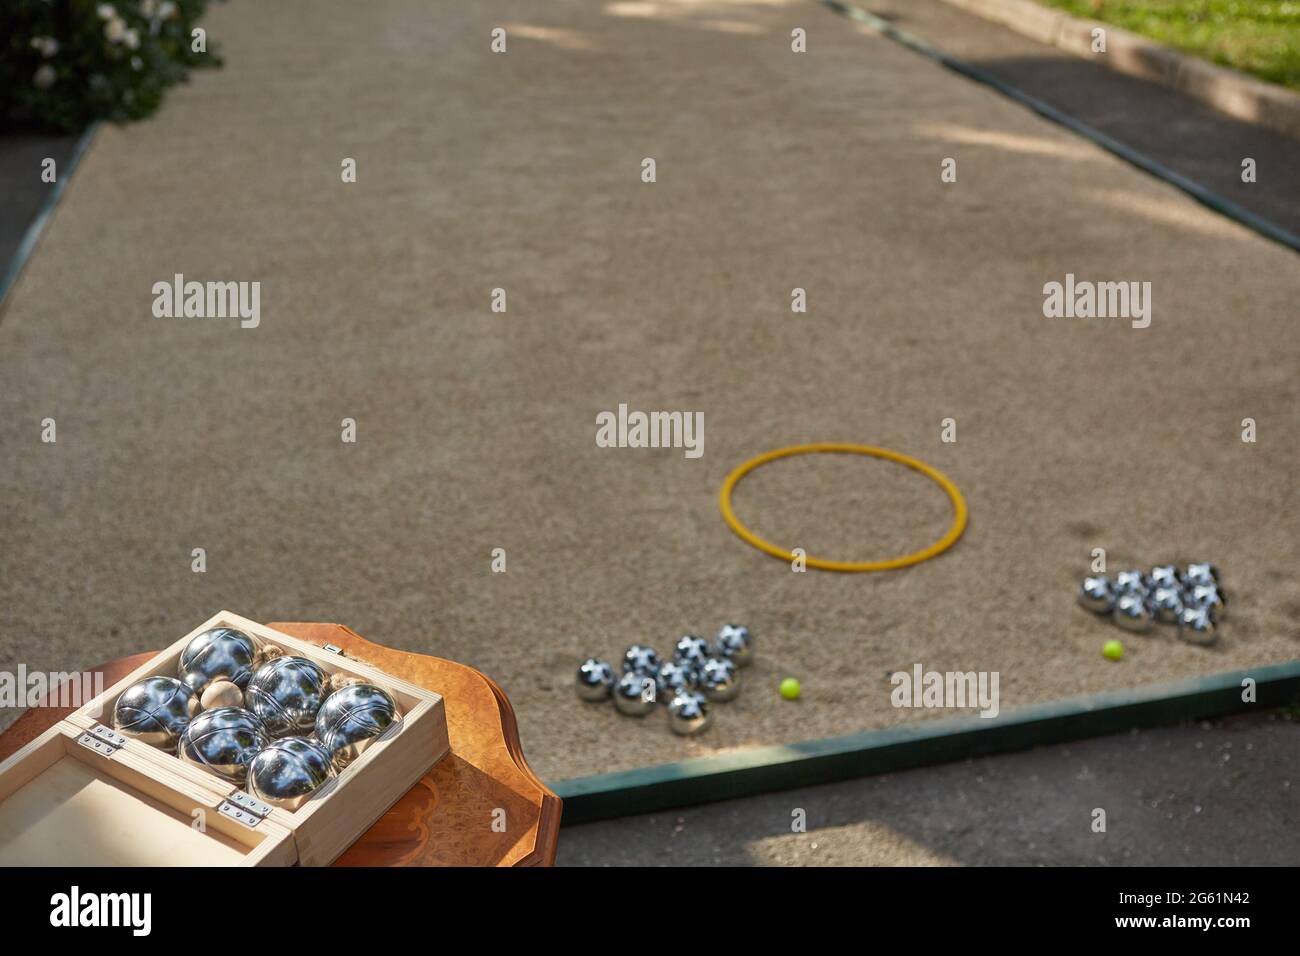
[0,612,450,866]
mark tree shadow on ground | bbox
[557,711,1300,865]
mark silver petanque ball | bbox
[713,624,753,667]
[314,683,400,770]
[576,658,616,702]
[1147,586,1185,625]
[1114,570,1149,597]
[1187,584,1227,621]
[1177,605,1218,645]
[654,661,697,699]
[246,736,336,810]
[667,691,712,736]
[244,655,330,738]
[1183,562,1220,589]
[699,657,740,702]
[1113,591,1153,633]
[612,671,657,716]
[1148,565,1181,591]
[673,635,711,671]
[112,676,199,752]
[178,707,270,784]
[622,645,660,677]
[1077,575,1115,615]
[177,627,261,694]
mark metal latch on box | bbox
[217,790,274,829]
[75,724,127,757]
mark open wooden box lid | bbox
[0,612,450,866]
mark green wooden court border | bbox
[552,660,1300,825]
[0,123,99,314]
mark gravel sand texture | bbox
[1,0,1297,782]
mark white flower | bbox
[97,3,116,19]
[124,28,140,49]
[141,0,158,14]
[33,64,56,90]
[29,36,59,57]
[105,17,126,42]
[159,1,178,19]
[131,55,143,71]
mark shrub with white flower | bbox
[1,0,225,132]
[34,64,58,90]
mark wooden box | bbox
[0,612,449,866]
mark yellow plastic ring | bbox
[718,443,968,573]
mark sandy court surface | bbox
[1,0,1297,781]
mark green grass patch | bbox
[1035,0,1300,90]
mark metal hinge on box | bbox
[75,724,127,757]
[217,790,274,829]
[320,642,374,668]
